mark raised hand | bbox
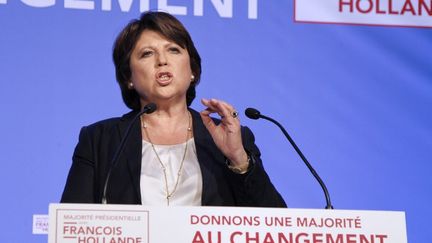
[200,98,248,168]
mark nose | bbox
[157,52,168,67]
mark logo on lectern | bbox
[54,208,149,243]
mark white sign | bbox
[295,0,432,28]
[50,205,149,242]
[49,204,407,243]
[33,214,49,235]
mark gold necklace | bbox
[141,112,192,206]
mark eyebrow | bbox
[136,41,179,50]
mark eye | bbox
[140,50,153,58]
[168,47,181,54]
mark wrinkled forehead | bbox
[138,22,188,48]
[134,30,174,47]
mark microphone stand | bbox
[246,108,333,209]
[101,103,157,204]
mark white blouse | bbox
[140,138,202,206]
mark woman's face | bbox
[129,30,193,107]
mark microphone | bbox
[101,103,157,204]
[245,107,334,209]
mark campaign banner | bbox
[294,0,432,28]
[49,204,407,243]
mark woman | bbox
[61,11,286,207]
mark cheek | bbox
[178,67,192,84]
[130,63,154,83]
[179,58,193,77]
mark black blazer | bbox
[61,109,286,207]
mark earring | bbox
[191,75,195,82]
[128,82,134,89]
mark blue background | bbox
[0,1,431,242]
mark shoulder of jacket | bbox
[83,110,137,132]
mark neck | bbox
[144,102,189,125]
[141,97,189,117]
[140,100,192,145]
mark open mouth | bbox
[156,72,173,85]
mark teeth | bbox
[158,73,170,81]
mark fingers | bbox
[201,98,239,123]
[199,108,218,132]
[200,98,245,163]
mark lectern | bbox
[49,204,407,243]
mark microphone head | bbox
[245,107,261,120]
[143,103,157,114]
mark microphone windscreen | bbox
[144,103,157,114]
[245,108,261,120]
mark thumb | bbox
[200,110,218,134]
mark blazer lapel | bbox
[190,109,225,205]
[116,111,143,203]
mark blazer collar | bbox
[117,110,143,203]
